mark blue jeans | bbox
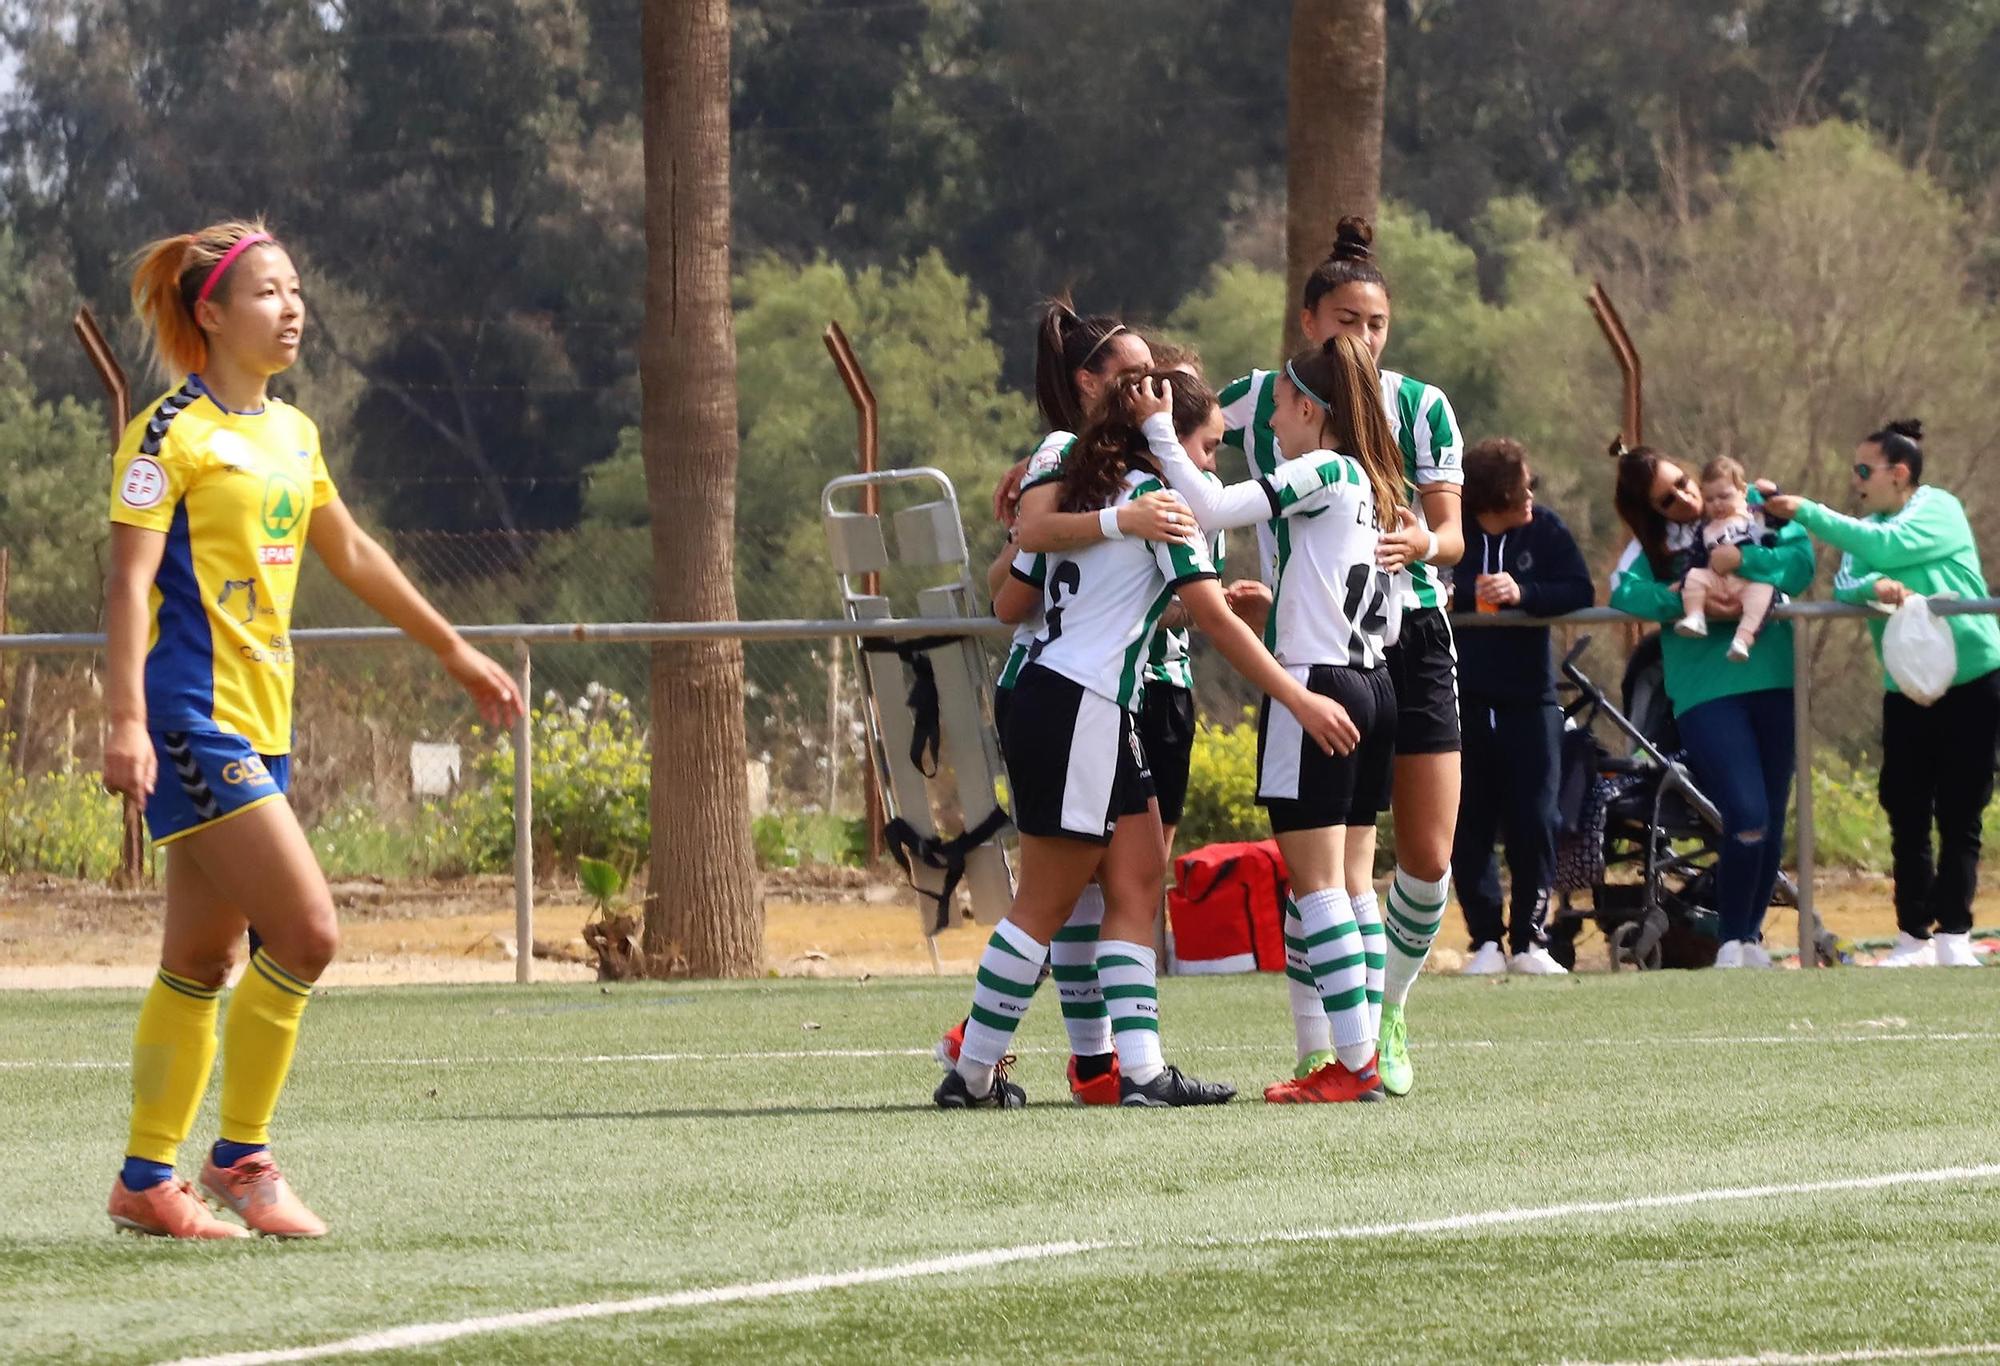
[1676,688,1795,944]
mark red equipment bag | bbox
[1167,840,1288,974]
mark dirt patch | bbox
[0,872,982,988]
[0,869,1973,989]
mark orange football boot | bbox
[200,1151,328,1238]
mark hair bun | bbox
[1330,215,1375,262]
[1607,437,1630,460]
[1887,418,1923,442]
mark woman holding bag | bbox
[1766,419,2000,968]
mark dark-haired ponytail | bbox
[1302,215,1390,314]
[1611,441,1677,577]
[1330,215,1374,261]
[1059,369,1217,514]
[1868,418,1925,483]
[1033,296,1130,433]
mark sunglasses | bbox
[1854,462,1877,481]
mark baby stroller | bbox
[1547,634,1799,971]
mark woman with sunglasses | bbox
[1610,442,1815,967]
[1765,420,2000,968]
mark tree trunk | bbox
[637,0,761,977]
[1284,0,1387,355]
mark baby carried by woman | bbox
[1675,456,1782,662]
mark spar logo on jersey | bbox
[119,457,168,510]
[260,473,306,539]
[258,544,297,566]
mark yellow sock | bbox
[218,949,314,1147]
[127,969,222,1165]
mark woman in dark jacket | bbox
[1450,438,1595,974]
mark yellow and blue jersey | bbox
[107,378,336,756]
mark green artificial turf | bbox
[0,968,1994,1363]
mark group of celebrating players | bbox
[932,217,1469,1110]
[92,210,1465,1242]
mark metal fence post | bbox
[1792,619,1821,967]
[513,639,534,984]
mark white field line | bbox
[1571,1344,2000,1365]
[161,1163,2000,1366]
[4,1031,1998,1073]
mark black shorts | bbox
[1385,606,1461,755]
[993,683,1013,738]
[1137,683,1197,828]
[1003,665,1154,844]
[1257,664,1397,834]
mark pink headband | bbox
[195,232,274,303]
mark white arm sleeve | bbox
[1140,413,1278,532]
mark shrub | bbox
[423,685,652,877]
[1800,754,1890,872]
[0,765,122,880]
[752,809,868,869]
[1177,710,1265,849]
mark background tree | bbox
[1284,0,1386,354]
[638,0,760,977]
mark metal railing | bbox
[5,595,1994,979]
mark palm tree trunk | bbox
[1285,0,1387,355]
[638,0,761,977]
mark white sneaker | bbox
[1726,635,1753,662]
[1675,613,1709,638]
[1510,945,1569,976]
[1934,932,1981,968]
[1740,941,1774,969]
[1713,939,1745,969]
[1462,942,1508,975]
[1877,932,1937,968]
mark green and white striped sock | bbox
[1283,894,1332,1061]
[1297,887,1372,1070]
[1049,885,1112,1058]
[1383,867,1449,1008]
[1098,939,1163,1085]
[1353,889,1385,1039]
[956,918,1047,1094]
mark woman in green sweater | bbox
[1765,419,1999,969]
[1611,443,1817,967]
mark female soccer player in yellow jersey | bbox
[100,220,524,1239]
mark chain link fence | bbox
[0,489,886,888]
[0,472,1956,901]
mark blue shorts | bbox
[145,731,292,846]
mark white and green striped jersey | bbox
[1143,471,1225,690]
[1014,469,1219,711]
[997,430,1076,690]
[1150,417,1399,671]
[1262,453,1400,668]
[1216,365,1463,612]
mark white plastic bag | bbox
[1882,595,1957,706]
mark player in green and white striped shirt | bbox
[1214,217,1464,1097]
[1156,337,1413,1102]
[956,301,1193,1106]
[1133,340,1222,859]
[937,369,1353,1109]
